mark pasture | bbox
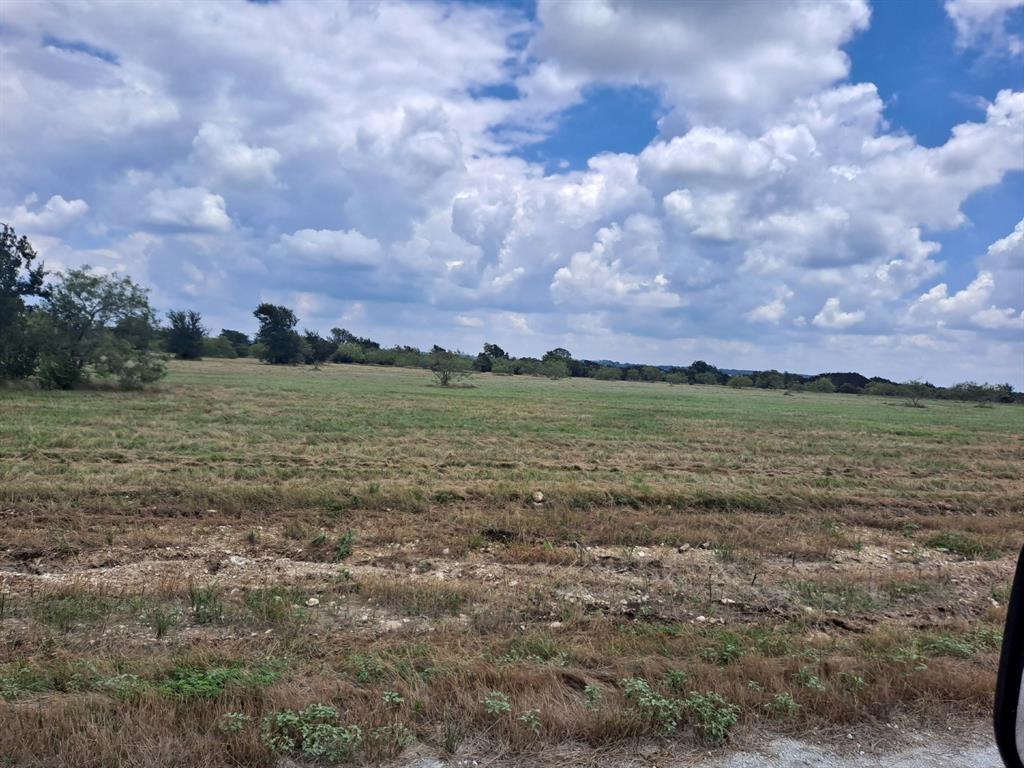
[1,358,1021,766]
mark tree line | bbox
[1,223,1017,403]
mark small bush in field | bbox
[766,692,800,717]
[621,677,679,732]
[518,708,541,735]
[681,691,740,745]
[483,690,511,716]
[261,704,362,761]
[219,711,250,734]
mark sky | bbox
[1,0,1022,385]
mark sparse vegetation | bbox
[0,359,1020,765]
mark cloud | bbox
[945,0,1024,54]
[3,194,88,233]
[275,229,382,267]
[533,0,870,127]
[0,0,1020,385]
[813,297,865,329]
[143,187,231,232]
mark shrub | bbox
[681,691,740,745]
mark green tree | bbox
[483,342,508,360]
[303,330,337,366]
[429,346,471,387]
[727,375,753,388]
[253,303,304,364]
[219,329,251,357]
[540,358,570,379]
[38,267,165,389]
[0,223,47,379]
[806,376,836,393]
[165,310,206,359]
[542,347,572,363]
[693,371,718,385]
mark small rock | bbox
[677,543,691,553]
[305,597,320,607]
[532,490,545,503]
[228,555,251,566]
[719,598,736,605]
[548,621,563,629]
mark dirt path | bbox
[394,725,1000,767]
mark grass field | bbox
[2,358,1022,766]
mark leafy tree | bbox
[219,329,251,357]
[594,365,623,381]
[429,347,471,387]
[0,223,47,379]
[165,310,206,359]
[330,327,380,350]
[727,375,753,388]
[900,379,932,408]
[202,336,237,358]
[253,303,304,364]
[542,347,572,363]
[303,330,337,366]
[640,365,664,382]
[693,371,718,385]
[472,352,493,372]
[38,267,165,389]
[540,359,570,379]
[482,342,508,360]
[806,376,836,393]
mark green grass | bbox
[1,358,1020,526]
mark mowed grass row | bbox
[2,358,1022,524]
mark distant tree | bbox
[253,303,304,364]
[330,327,380,350]
[837,382,861,394]
[429,347,471,387]
[542,347,572,363]
[665,370,688,385]
[541,358,570,379]
[865,380,901,397]
[728,375,754,388]
[219,329,251,357]
[753,369,785,389]
[693,371,718,386]
[640,365,664,382]
[302,330,337,367]
[483,342,508,360]
[0,223,47,379]
[165,310,206,359]
[202,336,237,358]
[624,368,642,382]
[806,376,836,393]
[900,379,931,408]
[594,365,623,381]
[38,267,165,389]
[472,352,493,372]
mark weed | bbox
[584,683,602,709]
[483,690,511,717]
[261,704,362,761]
[681,691,740,746]
[518,709,541,735]
[621,677,679,732]
[766,692,800,717]
[382,690,404,707]
[151,607,177,639]
[187,584,225,625]
[30,593,111,633]
[218,712,250,734]
[335,529,355,561]
[797,666,825,691]
[925,532,993,560]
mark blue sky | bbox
[1,0,1022,384]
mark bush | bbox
[681,691,740,745]
[202,337,237,358]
